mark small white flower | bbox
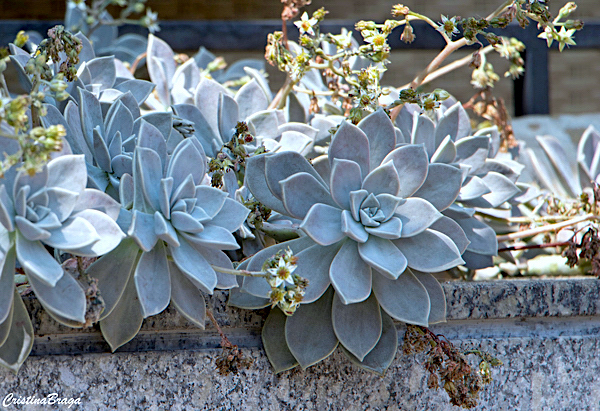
[294,12,318,36]
[436,15,460,38]
[556,26,576,52]
[142,9,160,33]
[68,0,86,10]
[267,257,297,287]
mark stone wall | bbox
[2,278,600,410]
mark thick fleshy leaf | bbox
[364,216,403,239]
[461,250,494,270]
[299,204,344,246]
[228,287,270,309]
[147,34,176,103]
[394,229,464,272]
[100,275,144,352]
[182,225,239,250]
[194,77,229,130]
[193,246,237,290]
[27,267,86,324]
[0,290,33,373]
[0,298,13,349]
[341,209,368,243]
[358,236,407,279]
[14,216,50,241]
[373,267,430,325]
[329,121,370,178]
[210,197,250,232]
[480,172,521,207]
[248,110,281,139]
[537,135,580,198]
[458,176,491,201]
[15,232,62,286]
[454,136,490,172]
[413,163,462,211]
[357,109,396,168]
[114,79,155,104]
[46,154,87,194]
[410,113,436,157]
[169,262,206,328]
[330,159,362,210]
[430,135,457,164]
[135,147,163,211]
[44,187,79,223]
[285,287,338,369]
[278,131,312,154]
[435,102,467,145]
[429,216,470,254]
[454,216,498,255]
[218,94,239,141]
[340,309,397,376]
[194,186,228,219]
[362,161,400,196]
[167,138,207,189]
[79,89,105,149]
[170,236,217,294]
[415,271,446,324]
[265,152,327,200]
[0,244,16,324]
[87,56,116,90]
[329,240,372,304]
[236,79,269,119]
[88,238,140,320]
[154,212,179,247]
[0,185,14,232]
[105,101,133,145]
[44,215,100,251]
[72,188,122,221]
[281,172,335,219]
[332,292,382,361]
[382,145,429,198]
[138,120,168,166]
[394,198,442,237]
[245,154,287,214]
[263,308,299,373]
[128,210,158,252]
[134,241,170,318]
[294,242,340,303]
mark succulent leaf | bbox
[263,308,299,373]
[332,292,382,361]
[285,287,338,369]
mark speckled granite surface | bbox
[1,278,600,410]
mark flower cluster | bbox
[264,248,307,315]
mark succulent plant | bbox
[231,108,468,373]
[87,129,249,351]
[0,154,124,372]
[395,101,522,269]
[145,35,268,111]
[526,125,600,200]
[9,32,154,110]
[41,87,179,200]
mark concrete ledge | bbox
[2,278,600,410]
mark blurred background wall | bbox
[2,0,599,115]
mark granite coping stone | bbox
[18,277,600,357]
[2,278,600,410]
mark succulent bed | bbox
[0,0,595,408]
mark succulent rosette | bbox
[232,108,468,373]
[526,125,600,199]
[395,101,522,269]
[87,126,249,351]
[0,154,124,371]
[42,87,181,200]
